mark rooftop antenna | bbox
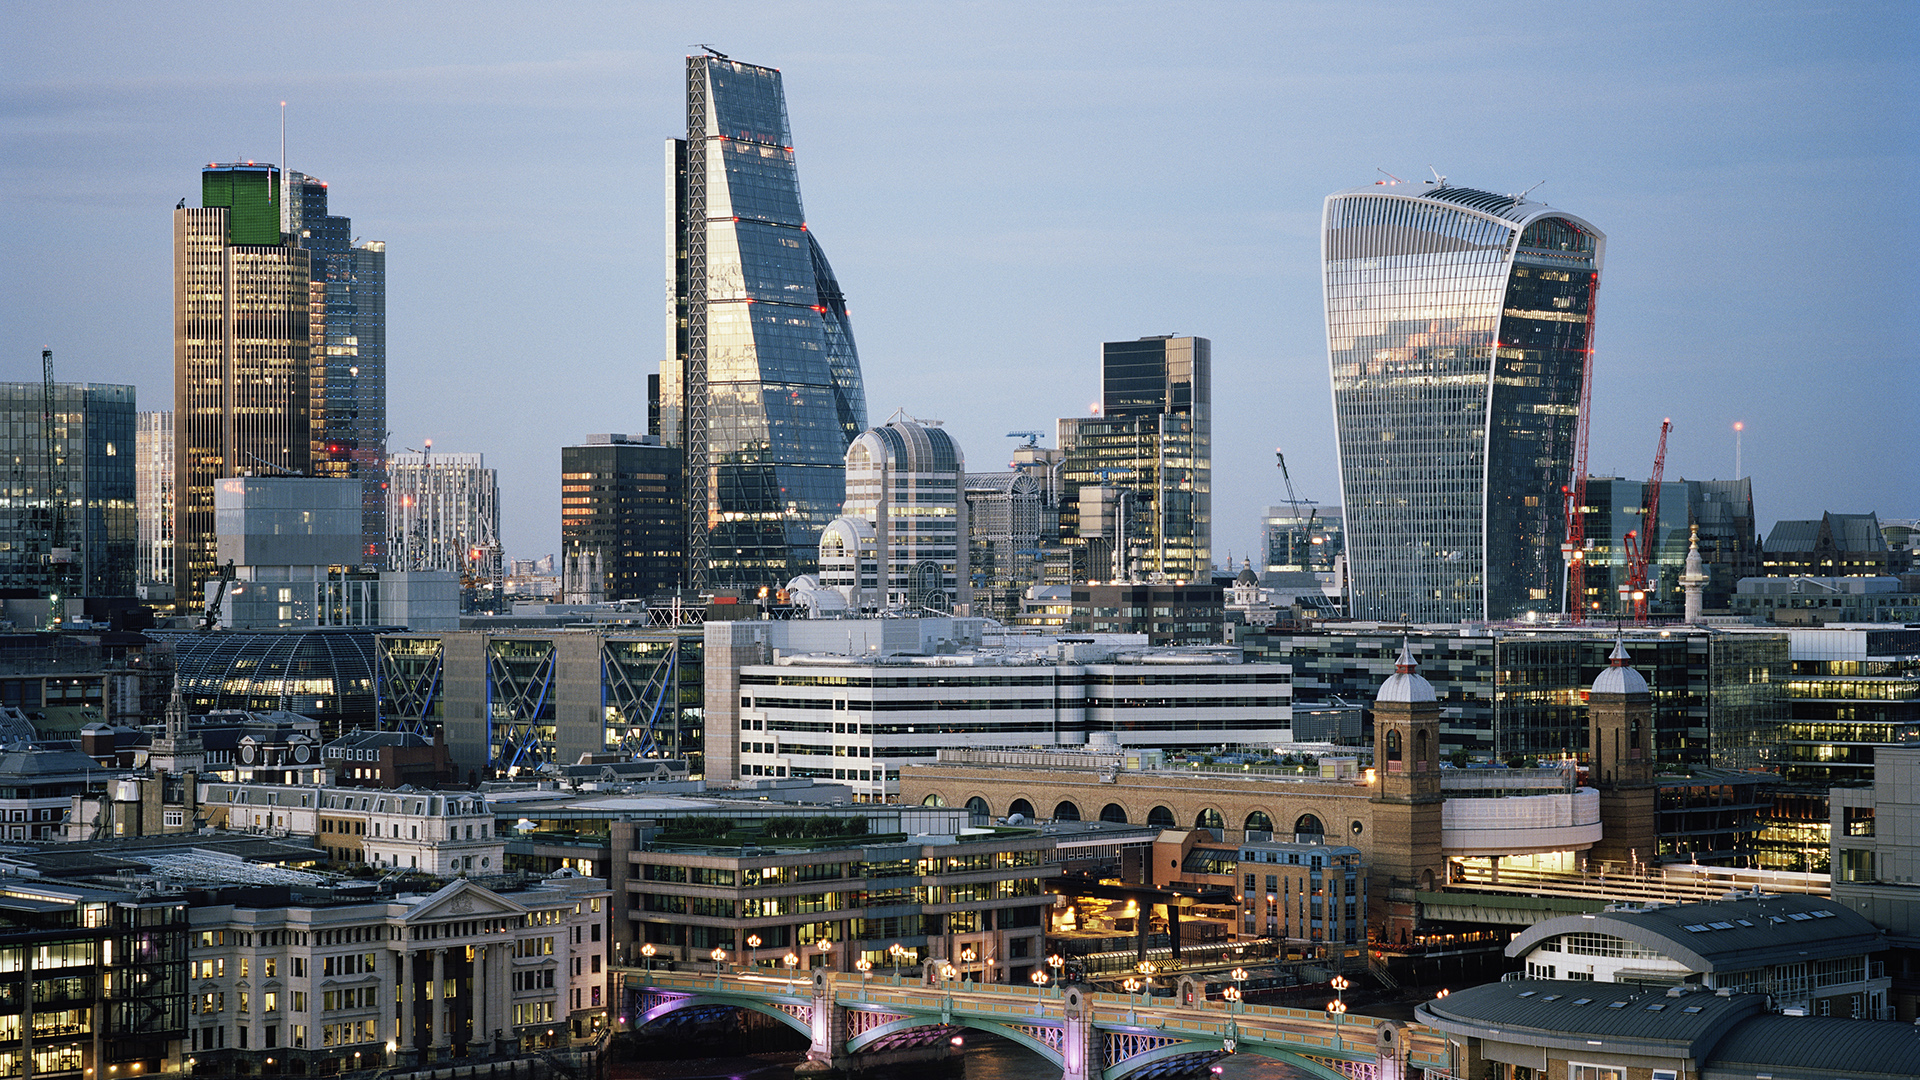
[1427,165,1447,187]
[279,100,287,235]
[1376,168,1404,185]
[1510,180,1546,212]
[694,43,729,59]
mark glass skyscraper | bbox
[288,172,387,568]
[1322,183,1604,623]
[662,53,868,590]
[0,382,136,601]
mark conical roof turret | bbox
[1377,642,1436,703]
[1592,638,1650,696]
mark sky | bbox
[4,1,1916,566]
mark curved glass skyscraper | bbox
[663,53,868,590]
[1322,183,1603,623]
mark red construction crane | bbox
[1621,419,1672,622]
[1561,280,1600,622]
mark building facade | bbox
[964,471,1049,624]
[287,171,388,568]
[819,417,968,613]
[662,53,868,590]
[1058,336,1211,583]
[136,409,174,602]
[174,163,313,610]
[1068,582,1224,646]
[386,449,503,608]
[1323,182,1603,622]
[0,381,136,605]
[559,434,683,602]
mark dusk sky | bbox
[5,2,1915,565]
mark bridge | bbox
[625,968,1455,1080]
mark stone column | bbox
[431,948,449,1054]
[1060,985,1102,1080]
[491,943,511,1053]
[402,950,418,1061]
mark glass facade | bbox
[664,55,868,590]
[170,627,381,736]
[0,382,136,601]
[560,437,684,601]
[288,173,387,568]
[1059,336,1211,582]
[1323,185,1602,622]
[826,419,967,612]
[174,166,312,608]
[135,410,173,594]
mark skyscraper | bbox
[1058,335,1211,582]
[560,434,684,602]
[0,382,136,602]
[385,449,502,607]
[819,416,968,613]
[287,172,387,567]
[1323,183,1604,622]
[662,52,868,590]
[135,410,173,600]
[174,163,312,609]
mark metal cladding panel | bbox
[202,164,282,246]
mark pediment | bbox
[403,879,526,923]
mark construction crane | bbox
[1006,430,1045,448]
[1621,419,1672,623]
[1273,450,1320,568]
[1561,281,1601,622]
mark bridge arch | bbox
[636,993,812,1041]
[845,1011,1063,1067]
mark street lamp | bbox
[710,947,727,976]
[1047,953,1065,990]
[888,942,907,982]
[640,943,655,974]
[1124,977,1142,1022]
[1031,970,1049,991]
[1327,996,1348,1052]
[818,938,833,971]
[746,933,761,966]
[856,958,873,1000]
[784,952,800,992]
[1231,967,1249,1013]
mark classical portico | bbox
[394,880,531,1062]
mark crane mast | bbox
[1622,419,1672,623]
[1561,279,1599,622]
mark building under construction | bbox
[385,448,502,610]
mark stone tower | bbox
[1587,640,1657,872]
[147,685,204,777]
[1370,644,1445,945]
[1679,525,1710,624]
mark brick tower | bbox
[1370,644,1445,946]
[1587,640,1658,872]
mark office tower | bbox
[1323,182,1604,622]
[819,416,969,613]
[135,410,173,601]
[965,470,1048,623]
[174,162,312,608]
[386,449,502,607]
[560,433,685,601]
[287,171,388,567]
[663,52,868,590]
[1059,335,1211,582]
[1583,477,1758,617]
[0,382,136,600]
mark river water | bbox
[622,1028,1319,1080]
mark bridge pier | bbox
[1062,985,1102,1080]
[799,970,852,1075]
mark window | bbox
[1570,1067,1622,1080]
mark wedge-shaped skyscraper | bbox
[663,53,868,590]
[1323,183,1603,622]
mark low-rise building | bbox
[0,745,110,840]
[185,873,609,1074]
[324,729,459,789]
[196,782,504,875]
[1507,892,1891,1018]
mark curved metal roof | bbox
[1506,892,1885,972]
[1327,181,1603,236]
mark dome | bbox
[1236,559,1258,586]
[1592,640,1649,696]
[1376,643,1436,703]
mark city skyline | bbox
[4,3,1915,568]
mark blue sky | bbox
[4,1,1915,563]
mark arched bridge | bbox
[625,969,1453,1080]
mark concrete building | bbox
[186,873,608,1072]
[174,162,313,610]
[965,470,1050,624]
[819,416,968,614]
[386,449,503,610]
[1507,892,1890,1018]
[1069,581,1224,646]
[0,745,109,840]
[1418,980,1920,1080]
[136,409,175,605]
[376,627,703,779]
[735,641,1292,801]
[1765,511,1910,579]
[1733,575,1920,625]
[1832,744,1920,1020]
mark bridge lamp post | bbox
[711,947,727,979]
[960,946,976,983]
[746,933,761,969]
[784,952,800,993]
[940,963,958,1012]
[1222,985,1241,1013]
[818,938,834,972]
[1326,997,1348,1053]
[640,943,655,974]
[1123,978,1142,1023]
[1231,967,1249,1014]
[856,958,873,1000]
[1047,953,1065,995]
[888,943,907,983]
